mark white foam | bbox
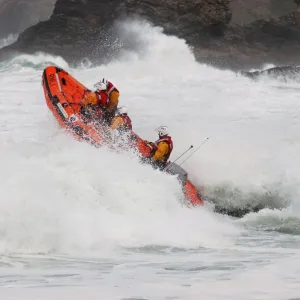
[0,19,299,256]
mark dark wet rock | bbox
[213,205,265,218]
[229,0,297,25]
[1,0,300,71]
[193,9,300,70]
[240,65,300,82]
[202,183,291,218]
[0,0,232,66]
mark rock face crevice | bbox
[1,0,300,70]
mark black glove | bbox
[102,110,114,124]
[129,133,138,142]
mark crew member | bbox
[81,78,119,123]
[110,106,132,133]
[149,126,173,170]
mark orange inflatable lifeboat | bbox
[42,65,108,147]
[42,65,204,207]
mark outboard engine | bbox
[164,162,188,185]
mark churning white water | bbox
[1,20,300,299]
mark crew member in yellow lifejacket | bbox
[148,126,173,170]
[110,106,132,133]
[109,106,134,149]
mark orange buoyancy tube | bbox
[135,138,156,157]
[184,180,204,206]
[42,65,104,146]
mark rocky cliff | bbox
[0,0,56,39]
[195,10,300,70]
[1,0,300,71]
[2,0,231,66]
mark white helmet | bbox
[116,106,127,115]
[93,78,108,91]
[155,126,169,137]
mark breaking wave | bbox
[0,20,300,255]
